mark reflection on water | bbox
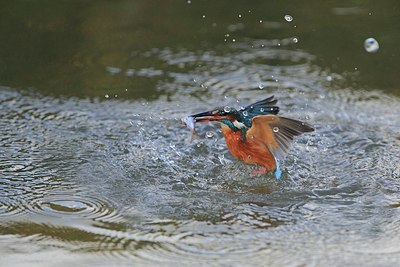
[1,1,400,266]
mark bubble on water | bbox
[293,37,298,43]
[364,38,379,53]
[104,94,109,99]
[273,127,279,133]
[260,108,265,112]
[238,14,242,18]
[305,115,310,120]
[242,111,248,116]
[284,15,293,22]
[326,75,333,81]
[205,131,214,138]
[258,83,265,89]
[224,106,231,113]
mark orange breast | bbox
[221,125,276,171]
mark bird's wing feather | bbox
[240,96,280,127]
[247,115,314,161]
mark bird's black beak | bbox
[190,110,220,122]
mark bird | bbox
[189,96,314,179]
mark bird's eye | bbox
[223,106,231,113]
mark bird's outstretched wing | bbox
[240,96,280,127]
[246,115,314,161]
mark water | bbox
[1,1,400,266]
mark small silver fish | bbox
[181,116,196,142]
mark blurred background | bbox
[0,0,399,98]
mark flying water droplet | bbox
[206,131,214,138]
[258,83,265,89]
[104,94,109,99]
[305,115,310,120]
[260,108,265,112]
[364,37,379,53]
[273,127,279,132]
[224,106,231,113]
[242,111,248,116]
[293,37,298,43]
[284,15,293,22]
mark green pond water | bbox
[1,1,400,266]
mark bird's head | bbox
[190,106,246,131]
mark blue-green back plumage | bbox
[239,96,279,127]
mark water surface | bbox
[1,1,400,266]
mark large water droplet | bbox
[224,106,231,113]
[364,37,379,53]
[206,131,214,138]
[284,15,293,22]
[273,127,279,133]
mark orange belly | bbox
[221,125,276,171]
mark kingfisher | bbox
[187,96,314,180]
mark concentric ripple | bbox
[1,37,400,266]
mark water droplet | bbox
[206,131,214,138]
[187,0,191,3]
[232,39,236,42]
[224,106,231,113]
[242,111,248,116]
[326,75,333,81]
[259,20,263,23]
[260,108,265,112]
[273,127,279,132]
[305,115,310,120]
[258,83,265,89]
[247,155,251,159]
[364,37,379,53]
[293,37,298,43]
[284,15,293,22]
[104,94,109,98]
[238,14,242,18]
[202,15,206,18]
